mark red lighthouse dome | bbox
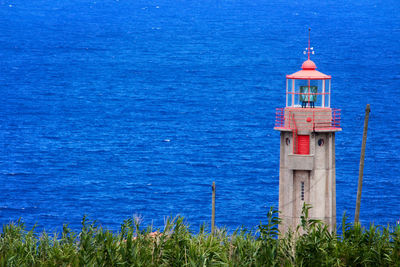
[301,59,317,70]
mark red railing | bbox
[275,108,341,131]
[290,112,298,154]
[275,108,285,128]
[331,109,341,128]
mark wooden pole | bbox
[355,104,370,224]
[211,181,216,234]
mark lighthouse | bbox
[274,32,341,233]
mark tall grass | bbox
[1,207,399,266]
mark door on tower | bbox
[297,135,310,154]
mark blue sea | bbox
[1,0,400,232]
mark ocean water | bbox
[1,0,400,232]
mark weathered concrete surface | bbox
[276,108,337,233]
[287,155,314,170]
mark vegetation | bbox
[1,206,399,266]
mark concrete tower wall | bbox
[278,130,337,233]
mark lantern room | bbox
[274,30,341,133]
[285,59,331,108]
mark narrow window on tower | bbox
[301,181,305,201]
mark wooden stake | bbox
[355,104,370,224]
[211,181,216,234]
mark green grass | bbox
[1,206,399,266]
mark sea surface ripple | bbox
[1,0,400,231]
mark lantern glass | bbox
[324,79,331,108]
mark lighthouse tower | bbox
[274,34,341,232]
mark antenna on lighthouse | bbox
[308,28,311,59]
[304,28,315,58]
